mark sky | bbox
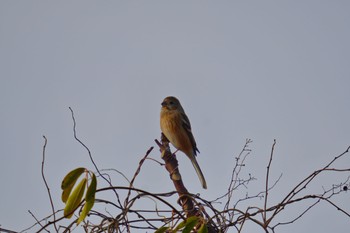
[1,1,349,232]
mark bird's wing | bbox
[181,112,200,155]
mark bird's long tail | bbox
[191,158,207,189]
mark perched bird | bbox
[160,96,207,189]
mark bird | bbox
[160,96,207,189]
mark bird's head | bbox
[161,96,181,111]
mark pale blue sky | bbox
[1,1,349,232]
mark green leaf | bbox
[182,217,198,233]
[61,167,86,203]
[76,173,97,225]
[64,177,87,218]
[77,197,94,225]
[173,216,198,232]
[61,167,85,190]
[154,226,170,233]
[198,223,208,233]
[61,182,75,203]
[85,173,97,202]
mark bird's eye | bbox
[169,101,174,105]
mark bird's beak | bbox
[161,101,167,107]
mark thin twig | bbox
[27,210,47,232]
[273,146,350,218]
[68,107,123,208]
[224,139,253,211]
[264,139,276,225]
[125,147,154,206]
[123,147,154,233]
[40,136,58,232]
[0,227,19,233]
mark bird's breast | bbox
[160,110,192,155]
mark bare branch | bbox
[40,136,58,232]
[69,107,123,209]
[264,139,276,226]
[29,113,350,233]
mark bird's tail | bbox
[191,158,207,189]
